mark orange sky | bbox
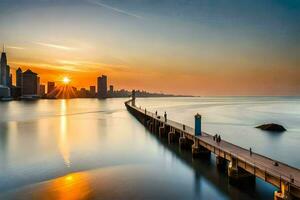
[2,0,300,96]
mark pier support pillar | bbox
[216,156,227,171]
[168,128,178,144]
[228,157,255,185]
[192,140,210,158]
[159,125,166,138]
[179,134,192,150]
[149,121,154,132]
[179,136,189,149]
[274,182,291,200]
[154,120,158,133]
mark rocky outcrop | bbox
[256,123,286,132]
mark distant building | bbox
[0,85,10,98]
[97,75,107,98]
[40,84,46,96]
[9,73,12,87]
[0,46,12,98]
[108,85,114,97]
[79,88,88,98]
[90,86,96,97]
[0,47,7,85]
[16,68,23,88]
[22,69,40,96]
[47,81,55,94]
[6,65,10,86]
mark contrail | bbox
[87,0,143,19]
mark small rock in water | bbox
[256,123,286,132]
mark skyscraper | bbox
[47,81,55,94]
[0,46,8,86]
[6,65,11,86]
[16,68,23,88]
[97,75,107,98]
[22,69,40,96]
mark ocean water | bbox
[0,97,299,199]
[138,97,300,168]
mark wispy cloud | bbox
[7,46,25,50]
[87,0,143,19]
[35,42,77,51]
[11,61,84,72]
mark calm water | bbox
[0,97,299,199]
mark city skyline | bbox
[0,48,175,100]
[0,0,299,96]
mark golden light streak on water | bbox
[29,172,92,200]
[59,100,71,167]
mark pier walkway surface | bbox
[125,99,300,199]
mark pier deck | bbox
[125,99,300,199]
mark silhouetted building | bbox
[0,46,11,98]
[0,85,10,97]
[5,65,10,86]
[22,69,40,96]
[10,86,21,98]
[9,73,12,87]
[47,81,55,94]
[40,85,46,96]
[97,75,107,98]
[0,46,8,86]
[79,88,88,98]
[90,86,96,97]
[16,68,22,88]
[109,85,113,93]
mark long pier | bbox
[125,94,300,200]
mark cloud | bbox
[7,46,25,50]
[35,42,77,51]
[10,61,84,72]
[86,0,143,19]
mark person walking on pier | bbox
[155,111,157,116]
[164,112,167,122]
[216,135,221,143]
[214,134,218,141]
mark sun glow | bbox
[63,77,71,84]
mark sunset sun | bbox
[62,77,71,84]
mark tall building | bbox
[16,68,23,88]
[47,81,55,94]
[22,69,40,96]
[97,75,107,98]
[40,84,46,96]
[90,86,96,97]
[0,46,9,86]
[0,46,11,97]
[6,65,10,86]
[9,74,12,87]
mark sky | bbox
[0,0,299,95]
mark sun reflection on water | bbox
[30,172,92,200]
[59,100,71,167]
